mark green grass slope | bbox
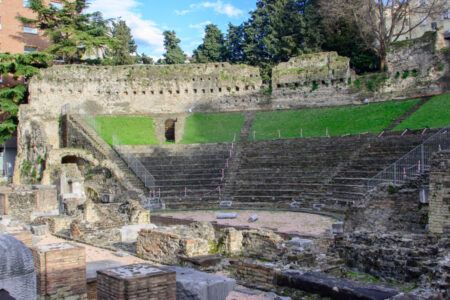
[250,99,419,140]
[180,113,244,144]
[394,93,450,131]
[89,116,158,145]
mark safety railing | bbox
[111,134,156,190]
[367,126,449,188]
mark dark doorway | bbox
[61,156,79,164]
[0,290,16,300]
[165,119,176,142]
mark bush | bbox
[402,70,409,79]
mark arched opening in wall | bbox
[62,156,79,164]
[0,289,16,300]
[165,119,176,142]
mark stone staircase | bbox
[66,115,147,194]
[118,144,233,209]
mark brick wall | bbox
[229,259,276,291]
[32,243,87,300]
[428,150,450,234]
[97,264,176,300]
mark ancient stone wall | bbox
[0,185,58,224]
[428,150,450,234]
[344,180,429,233]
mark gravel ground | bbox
[161,210,334,234]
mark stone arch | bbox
[165,119,177,142]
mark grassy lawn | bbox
[87,116,158,145]
[250,99,420,140]
[180,113,244,144]
[394,93,450,131]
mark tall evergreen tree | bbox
[224,23,244,63]
[193,24,225,63]
[163,31,186,64]
[109,20,137,65]
[19,0,117,63]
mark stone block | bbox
[216,212,237,219]
[332,222,344,234]
[219,201,232,208]
[248,214,259,223]
[229,259,275,291]
[32,243,87,299]
[167,266,235,300]
[289,238,315,252]
[0,215,10,227]
[119,224,157,243]
[97,264,176,300]
[31,225,47,236]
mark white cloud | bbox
[86,0,164,55]
[189,21,212,29]
[176,1,243,18]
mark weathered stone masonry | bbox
[428,150,450,234]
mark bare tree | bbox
[319,0,449,70]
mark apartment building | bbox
[0,0,63,86]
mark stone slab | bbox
[86,260,126,281]
[31,225,47,236]
[167,266,235,300]
[181,255,221,268]
[216,213,237,219]
[248,214,259,223]
[219,201,232,208]
[289,238,315,252]
[275,271,399,300]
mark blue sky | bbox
[87,0,256,60]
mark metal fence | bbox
[111,134,156,190]
[367,126,449,188]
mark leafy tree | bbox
[193,24,225,63]
[162,31,186,64]
[108,20,137,65]
[0,52,54,143]
[224,23,245,63]
[19,0,117,63]
[319,0,449,70]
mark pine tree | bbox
[193,24,225,63]
[163,31,186,65]
[109,20,137,65]
[18,0,117,63]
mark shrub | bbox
[402,70,409,79]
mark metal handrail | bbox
[367,125,449,188]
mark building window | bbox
[23,26,38,34]
[50,1,63,9]
[421,16,428,26]
[24,46,38,54]
[442,10,450,20]
[23,0,30,7]
[0,16,2,30]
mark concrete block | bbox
[119,224,157,243]
[31,225,47,236]
[332,222,344,234]
[219,201,232,208]
[248,214,259,223]
[216,212,237,219]
[167,266,235,300]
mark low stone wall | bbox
[136,222,215,264]
[334,232,443,282]
[229,259,276,291]
[0,185,58,224]
[151,214,333,253]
